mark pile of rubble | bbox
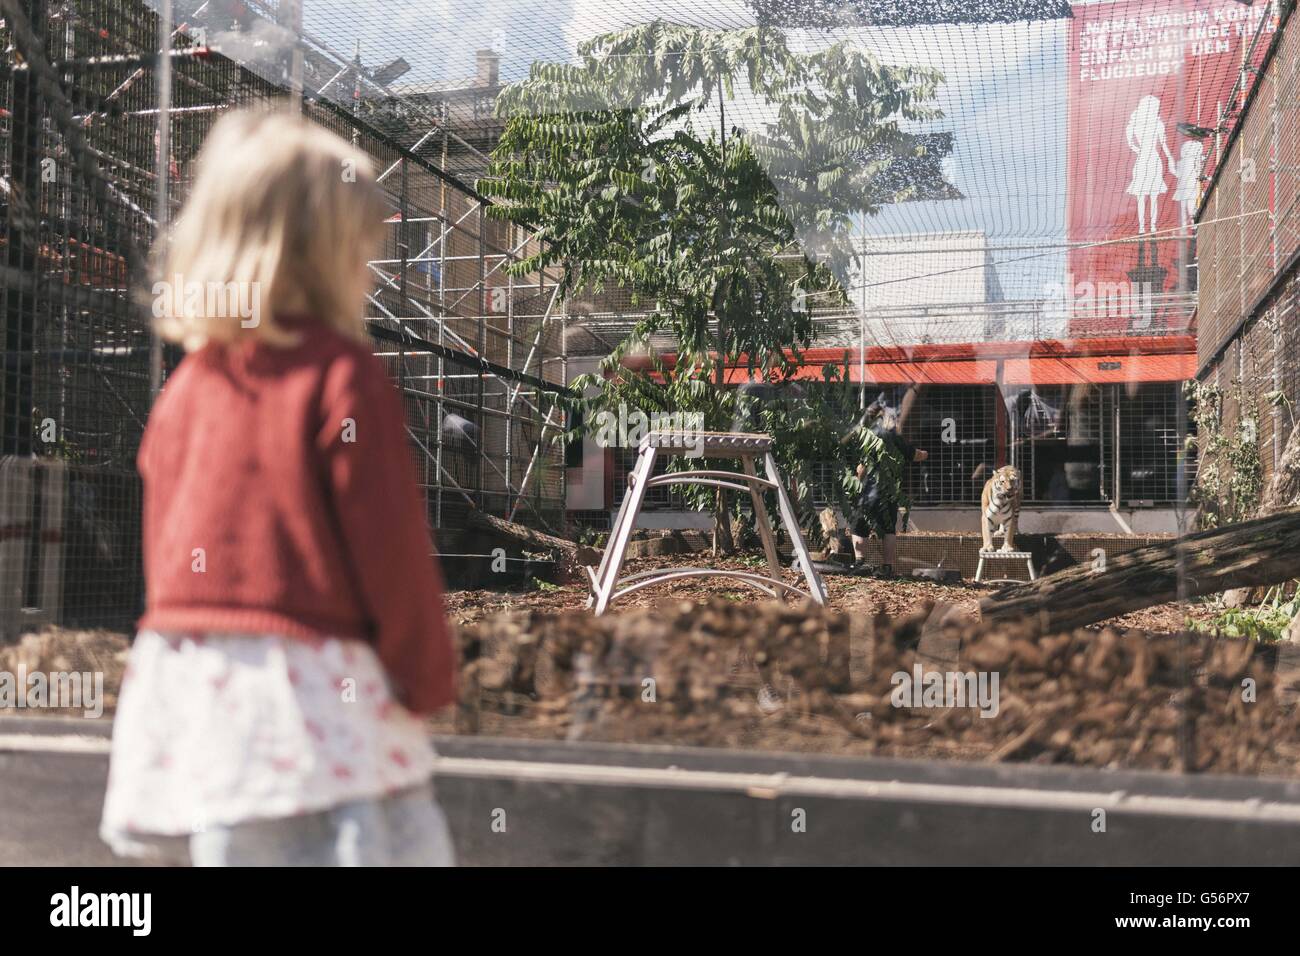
[452,598,1300,776]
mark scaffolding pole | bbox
[150,0,172,398]
[277,0,304,111]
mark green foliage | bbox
[1186,380,1262,529]
[1191,584,1300,642]
[573,525,604,547]
[738,365,864,510]
[843,415,909,512]
[479,21,944,521]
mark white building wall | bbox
[850,231,1007,345]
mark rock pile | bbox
[454,598,1300,776]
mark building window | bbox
[611,447,684,511]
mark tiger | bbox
[980,465,1022,554]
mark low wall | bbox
[4,720,1300,866]
[908,505,1183,535]
[847,532,1172,581]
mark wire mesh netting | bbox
[0,0,1297,636]
[1196,6,1300,495]
[1,0,565,635]
[137,0,1284,347]
[5,0,1300,873]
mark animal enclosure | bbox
[0,0,565,634]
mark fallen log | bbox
[465,510,600,584]
[467,510,578,554]
[980,508,1300,635]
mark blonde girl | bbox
[100,110,457,866]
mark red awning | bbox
[644,336,1197,386]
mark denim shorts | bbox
[105,782,456,867]
[851,486,899,540]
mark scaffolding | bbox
[0,0,566,635]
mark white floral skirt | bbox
[101,630,441,858]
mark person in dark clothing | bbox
[850,403,928,577]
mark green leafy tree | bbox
[480,21,943,544]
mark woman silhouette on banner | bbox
[1125,95,1175,234]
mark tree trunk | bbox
[1223,419,1300,608]
[1270,421,1300,641]
[1261,419,1300,513]
[980,508,1300,635]
[712,488,735,556]
[465,511,599,583]
[466,510,579,553]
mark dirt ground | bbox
[427,552,1300,778]
[445,593,1300,777]
[443,551,1219,635]
[10,551,1282,782]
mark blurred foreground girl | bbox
[100,110,457,866]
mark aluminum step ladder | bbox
[586,430,828,615]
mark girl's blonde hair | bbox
[154,108,389,351]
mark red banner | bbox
[1065,0,1273,335]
